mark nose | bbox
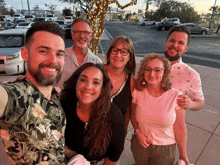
[173,41,178,48]
[85,81,92,89]
[48,53,57,64]
[150,69,155,76]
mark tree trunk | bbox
[215,24,220,33]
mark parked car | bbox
[138,19,156,26]
[64,24,72,39]
[155,18,180,28]
[0,29,27,75]
[33,17,47,22]
[0,15,9,21]
[177,23,210,35]
[0,21,16,31]
[25,15,35,22]
[45,14,57,22]
[156,18,180,30]
[15,22,34,29]
[64,16,74,24]
[55,20,66,29]
[13,19,26,26]
[12,14,25,21]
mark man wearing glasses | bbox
[164,25,205,111]
[57,17,102,90]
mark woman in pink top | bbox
[130,53,190,165]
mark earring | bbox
[142,81,146,85]
[127,61,131,66]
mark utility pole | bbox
[21,0,23,10]
[27,0,30,15]
[209,0,217,29]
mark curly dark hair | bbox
[136,53,172,92]
[25,22,65,48]
[106,36,136,75]
[60,63,113,157]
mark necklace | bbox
[77,102,88,129]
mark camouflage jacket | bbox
[0,77,66,165]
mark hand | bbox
[135,129,150,148]
[181,157,190,165]
[177,95,192,109]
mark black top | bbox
[112,73,132,117]
[63,102,125,162]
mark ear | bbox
[21,47,28,62]
[184,45,189,53]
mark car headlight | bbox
[6,53,20,60]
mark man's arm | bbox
[177,95,205,111]
[0,85,8,118]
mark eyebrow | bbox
[80,75,102,82]
[38,46,65,54]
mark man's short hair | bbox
[71,17,92,29]
[166,26,191,45]
[25,22,65,48]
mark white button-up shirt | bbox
[57,46,102,89]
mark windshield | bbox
[66,16,72,19]
[25,15,33,18]
[47,15,53,17]
[18,23,30,26]
[55,21,64,25]
[0,35,23,47]
[13,15,20,17]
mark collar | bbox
[15,75,59,104]
[171,58,183,69]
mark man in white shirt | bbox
[164,25,205,111]
[57,17,102,90]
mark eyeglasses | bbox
[144,67,164,74]
[110,47,130,56]
[71,30,92,36]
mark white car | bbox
[0,29,27,75]
[25,15,35,22]
[64,16,74,24]
[12,14,25,21]
[45,14,57,22]
[15,22,33,29]
[138,19,156,26]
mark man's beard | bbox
[28,62,62,86]
[164,50,181,62]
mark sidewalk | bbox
[98,54,220,165]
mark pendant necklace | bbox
[77,102,88,129]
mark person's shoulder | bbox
[87,49,103,63]
[181,62,200,76]
[65,47,74,56]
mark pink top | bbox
[171,59,204,100]
[132,88,181,145]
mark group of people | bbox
[0,17,204,165]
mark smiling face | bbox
[71,21,93,50]
[109,42,130,69]
[23,31,65,86]
[144,58,164,87]
[164,31,189,62]
[76,67,103,106]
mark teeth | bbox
[44,67,56,72]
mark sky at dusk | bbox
[5,0,220,14]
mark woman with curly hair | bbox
[60,63,125,165]
[130,53,190,165]
[105,36,136,135]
